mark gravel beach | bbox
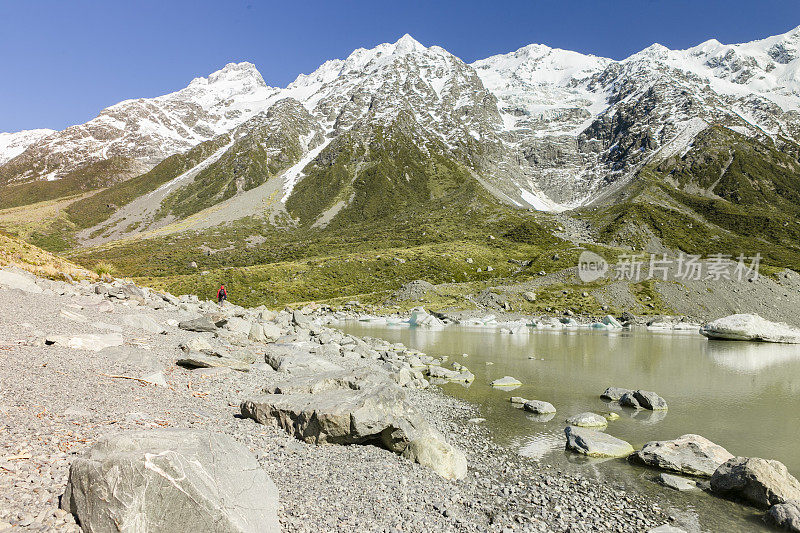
[0,271,669,532]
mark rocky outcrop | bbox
[631,434,733,477]
[600,387,630,401]
[711,457,800,507]
[241,372,466,480]
[61,429,279,532]
[565,426,634,458]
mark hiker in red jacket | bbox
[217,284,227,305]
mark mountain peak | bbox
[393,34,426,53]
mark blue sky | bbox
[1,0,798,132]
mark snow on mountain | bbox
[4,28,800,216]
[0,62,280,184]
[0,129,55,166]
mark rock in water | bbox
[564,426,634,458]
[178,316,218,332]
[631,434,733,477]
[658,473,699,491]
[711,457,800,507]
[633,390,668,410]
[566,412,608,428]
[490,376,522,388]
[61,429,279,532]
[523,400,556,414]
[765,500,800,532]
[600,387,631,401]
[701,314,800,344]
[619,392,641,409]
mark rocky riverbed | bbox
[0,267,721,532]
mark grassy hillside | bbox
[0,230,96,280]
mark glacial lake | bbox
[336,323,800,532]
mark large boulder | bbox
[711,457,800,507]
[765,500,800,532]
[178,317,217,332]
[631,434,733,477]
[701,314,800,344]
[263,345,343,374]
[61,429,279,532]
[241,375,466,480]
[564,426,634,458]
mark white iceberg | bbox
[700,314,800,344]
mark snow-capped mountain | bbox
[0,129,55,166]
[0,62,279,183]
[3,27,800,232]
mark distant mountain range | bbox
[2,28,800,291]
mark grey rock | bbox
[658,473,699,491]
[241,375,466,479]
[523,400,556,414]
[178,317,217,332]
[633,390,668,410]
[564,426,634,458]
[619,391,641,409]
[490,376,522,388]
[765,500,800,532]
[711,457,800,507]
[566,412,608,428]
[263,345,343,374]
[600,387,631,401]
[292,310,310,326]
[61,429,279,532]
[632,434,733,477]
[177,353,250,372]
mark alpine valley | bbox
[4,29,800,316]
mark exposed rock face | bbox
[701,314,800,344]
[711,457,800,507]
[61,429,280,532]
[241,372,467,480]
[564,426,634,458]
[631,434,733,477]
[765,500,800,532]
[122,314,166,334]
[491,376,522,388]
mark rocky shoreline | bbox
[0,266,765,532]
